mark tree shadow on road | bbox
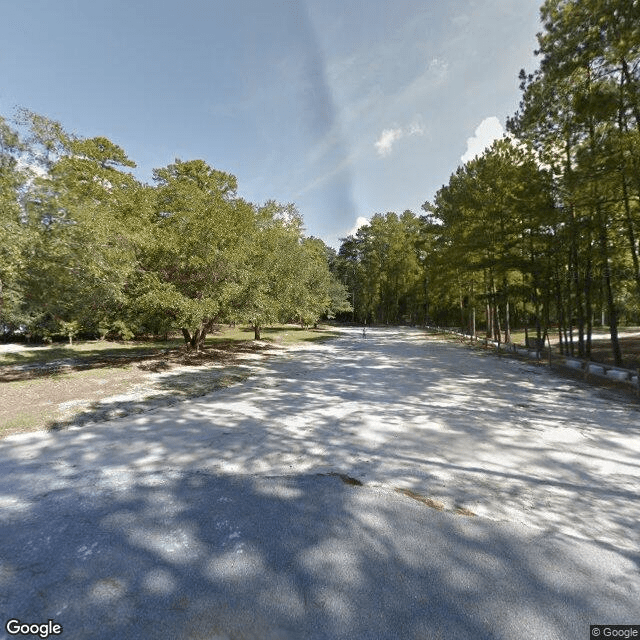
[1,471,637,640]
[3,327,640,638]
[28,326,640,558]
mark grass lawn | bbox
[508,326,640,345]
[447,326,640,370]
[0,324,340,439]
[0,338,183,367]
[207,324,341,346]
[0,324,340,367]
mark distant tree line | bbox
[0,111,351,348]
[335,0,640,366]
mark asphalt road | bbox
[1,328,639,639]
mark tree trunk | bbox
[541,263,552,349]
[254,325,261,340]
[621,57,640,133]
[585,247,593,360]
[197,317,219,350]
[621,170,640,296]
[554,267,565,355]
[558,325,564,356]
[182,318,217,351]
[568,322,574,357]
[616,70,640,300]
[534,286,542,344]
[491,280,501,343]
[503,300,510,343]
[585,65,623,367]
[503,277,511,343]
[568,206,585,356]
[469,281,476,339]
[598,221,623,366]
[471,306,476,340]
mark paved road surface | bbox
[1,327,638,639]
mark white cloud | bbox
[374,119,425,157]
[460,116,504,163]
[375,127,404,156]
[407,120,425,136]
[427,57,449,80]
[347,216,369,236]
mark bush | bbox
[105,320,135,341]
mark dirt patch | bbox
[0,366,148,438]
[326,472,363,486]
[395,488,445,511]
[582,336,640,370]
[0,341,277,438]
[395,488,477,516]
[0,340,272,383]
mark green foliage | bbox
[335,211,425,325]
[0,116,30,331]
[0,109,341,346]
[13,115,141,340]
[132,159,254,347]
[507,0,640,363]
[232,203,349,336]
[336,0,640,358]
[9,0,639,363]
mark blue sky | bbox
[1,0,541,247]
